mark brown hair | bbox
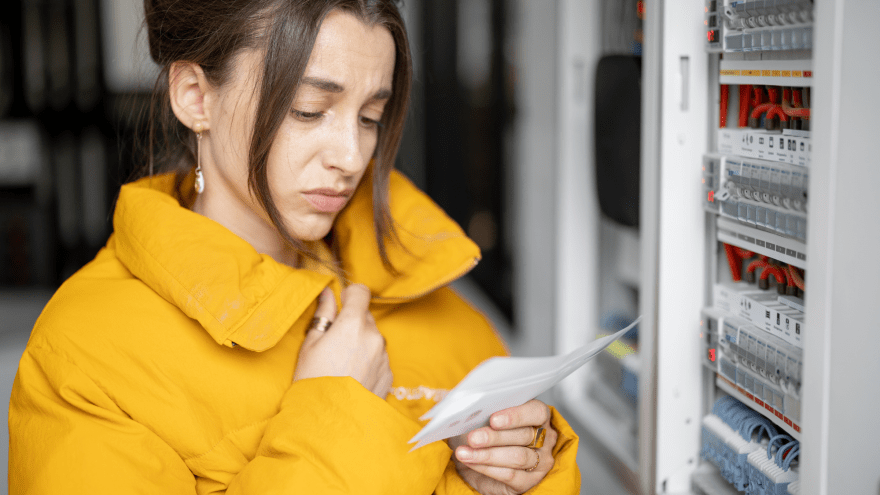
[140,0,411,270]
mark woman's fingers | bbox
[376,359,394,398]
[450,400,558,494]
[489,399,551,431]
[466,426,536,449]
[458,462,541,493]
[338,284,371,323]
[455,445,539,471]
[294,284,391,398]
[302,288,337,346]
[314,287,337,320]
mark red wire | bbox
[739,85,751,127]
[720,85,729,128]
[747,259,769,274]
[777,265,792,286]
[782,100,810,119]
[724,244,742,282]
[767,86,779,104]
[760,265,786,284]
[787,265,806,290]
[752,87,764,107]
[735,247,755,259]
[766,105,789,122]
[781,88,794,127]
[792,88,803,108]
[750,102,778,120]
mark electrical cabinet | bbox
[641,1,880,494]
[550,1,880,494]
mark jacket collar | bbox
[112,171,480,351]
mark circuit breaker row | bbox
[703,154,808,242]
[706,0,814,53]
[702,309,803,434]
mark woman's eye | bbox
[291,109,323,121]
[359,116,382,129]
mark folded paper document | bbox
[409,317,642,450]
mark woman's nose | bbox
[325,115,365,175]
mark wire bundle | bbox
[746,432,800,495]
[722,85,811,131]
[702,396,800,494]
[723,244,806,296]
[703,396,781,491]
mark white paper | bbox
[408,317,641,450]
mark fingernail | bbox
[491,415,508,428]
[471,431,488,446]
[457,448,472,461]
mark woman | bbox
[9,1,580,493]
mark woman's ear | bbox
[169,62,213,131]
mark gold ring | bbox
[309,316,332,332]
[527,426,546,449]
[525,449,540,472]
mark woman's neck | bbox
[191,191,300,268]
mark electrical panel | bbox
[697,1,812,493]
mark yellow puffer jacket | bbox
[9,171,580,494]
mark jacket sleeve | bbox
[9,346,197,494]
[432,407,581,495]
[10,346,454,495]
[224,377,452,495]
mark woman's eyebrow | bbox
[301,77,392,102]
[302,77,344,93]
[370,88,393,102]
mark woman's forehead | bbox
[224,11,395,97]
[306,11,396,87]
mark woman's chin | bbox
[287,215,335,242]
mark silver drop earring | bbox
[194,120,205,194]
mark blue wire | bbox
[759,423,777,440]
[739,415,761,440]
[713,396,738,417]
[714,397,737,425]
[782,445,800,472]
[767,433,793,460]
[754,416,777,439]
[775,440,799,468]
[727,403,753,431]
[741,413,766,437]
[713,395,779,444]
[744,418,776,442]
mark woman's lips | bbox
[302,188,352,213]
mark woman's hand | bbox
[448,400,558,495]
[293,285,393,398]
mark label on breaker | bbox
[713,283,804,349]
[718,128,811,168]
[773,310,804,347]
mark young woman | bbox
[9,1,580,493]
